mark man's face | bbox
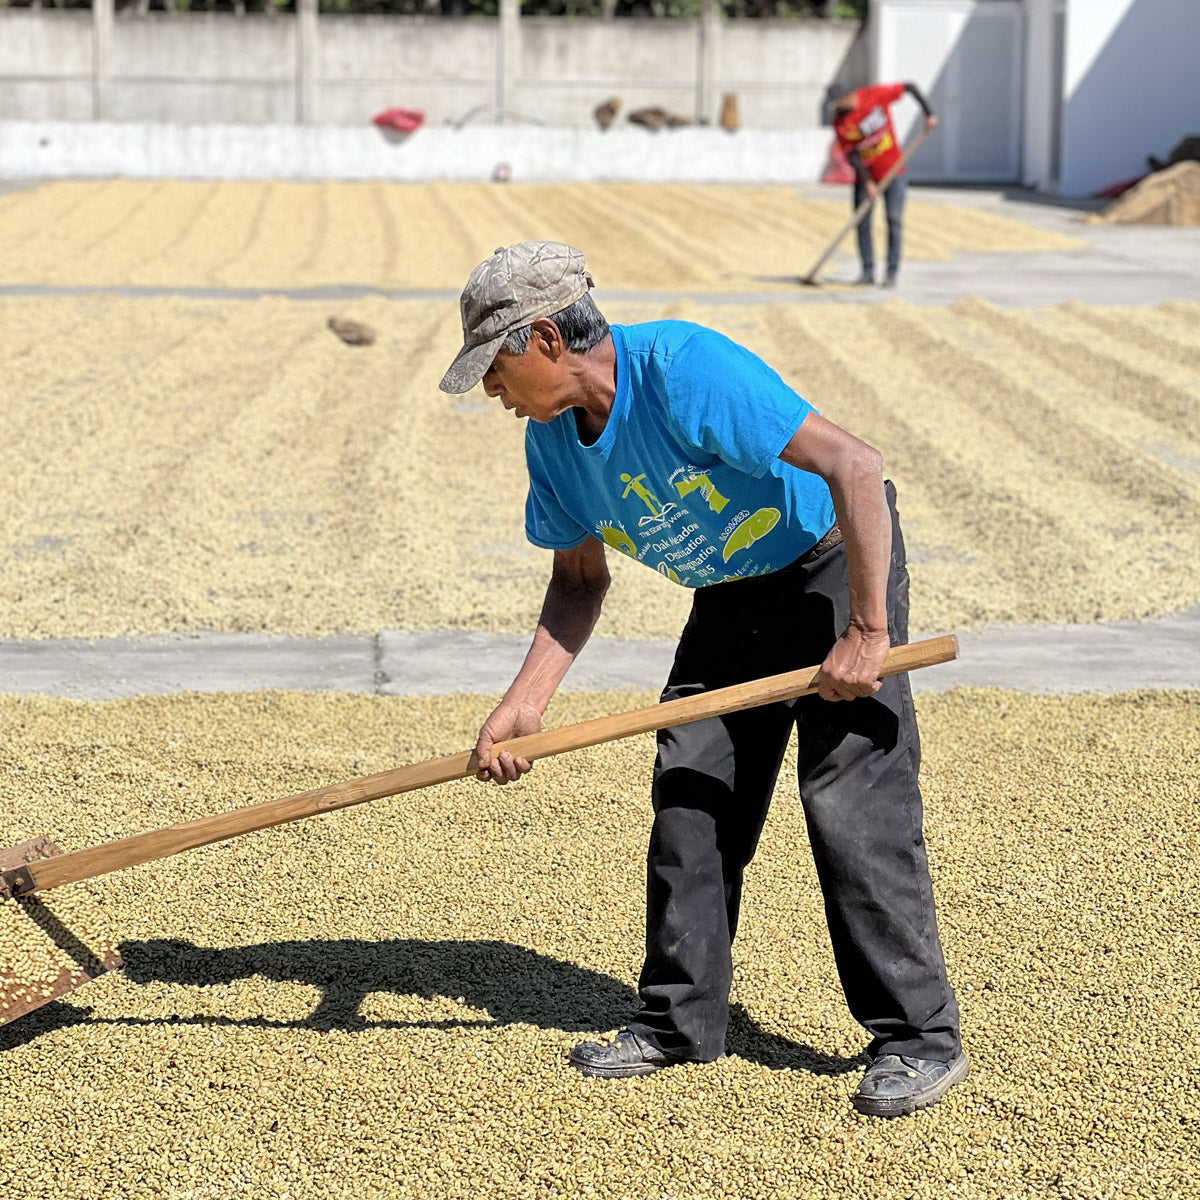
[481,334,567,423]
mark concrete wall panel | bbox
[0,81,93,123]
[720,21,854,85]
[0,12,92,75]
[317,16,496,83]
[520,19,697,84]
[110,14,296,80]
[111,82,295,126]
[720,22,859,128]
[0,10,864,132]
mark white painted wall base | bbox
[0,120,832,184]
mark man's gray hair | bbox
[502,292,610,356]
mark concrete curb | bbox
[1,611,1197,699]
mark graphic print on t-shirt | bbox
[597,522,638,558]
[859,106,887,136]
[620,472,677,526]
[723,507,780,561]
[672,468,730,513]
[595,462,783,585]
[834,83,906,182]
[841,106,895,171]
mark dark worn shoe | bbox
[882,271,898,288]
[569,1029,679,1079]
[853,270,875,286]
[852,1051,969,1118]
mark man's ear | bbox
[530,318,565,359]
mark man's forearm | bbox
[903,81,933,117]
[776,416,891,634]
[847,149,871,187]
[826,453,891,635]
[504,576,607,714]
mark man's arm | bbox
[846,149,876,197]
[903,81,940,132]
[474,536,611,783]
[778,413,891,702]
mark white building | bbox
[873,0,1200,196]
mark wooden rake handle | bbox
[799,127,928,286]
[10,634,957,897]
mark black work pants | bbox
[627,482,961,1064]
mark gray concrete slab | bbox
[0,632,376,698]
[781,184,1200,306]
[377,631,678,695]
[805,245,1200,307]
[925,608,1200,693]
[1,611,1197,699]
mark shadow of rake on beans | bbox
[1,937,865,1076]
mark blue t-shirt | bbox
[524,321,836,588]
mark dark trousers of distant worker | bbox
[854,173,908,279]
[627,481,962,1065]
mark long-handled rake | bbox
[1,634,957,1030]
[798,128,928,287]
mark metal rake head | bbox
[1,838,122,1029]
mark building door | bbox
[874,0,1025,183]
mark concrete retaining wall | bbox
[0,10,865,130]
[0,119,832,183]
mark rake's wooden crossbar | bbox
[2,635,956,901]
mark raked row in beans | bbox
[2,296,1198,640]
[2,295,1200,643]
[0,181,1085,292]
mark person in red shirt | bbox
[829,81,938,287]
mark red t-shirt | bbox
[834,83,907,183]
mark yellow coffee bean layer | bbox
[1,689,1197,1199]
[0,181,1083,291]
[2,296,1198,639]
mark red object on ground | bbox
[372,108,425,134]
[821,137,857,184]
[1093,175,1146,199]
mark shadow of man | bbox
[2,936,863,1076]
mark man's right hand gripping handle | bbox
[474,698,543,785]
[474,539,611,786]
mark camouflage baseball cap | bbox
[439,241,595,394]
